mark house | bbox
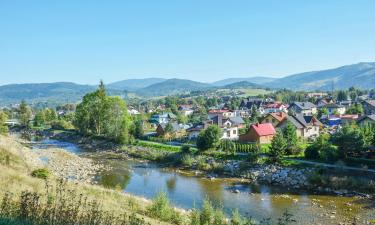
[205,114,239,140]
[128,108,140,115]
[186,125,204,139]
[279,114,322,139]
[340,114,359,125]
[225,116,246,129]
[306,92,328,98]
[263,103,288,114]
[317,98,335,108]
[156,122,186,137]
[178,104,194,116]
[150,112,176,125]
[208,109,235,118]
[239,123,276,144]
[363,100,375,115]
[288,102,317,116]
[240,98,264,110]
[261,112,287,127]
[357,115,375,126]
[319,103,346,115]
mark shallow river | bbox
[33,139,375,224]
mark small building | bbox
[178,104,194,116]
[156,122,186,137]
[279,114,322,139]
[150,112,176,125]
[319,103,346,115]
[205,114,239,140]
[263,103,288,114]
[208,109,235,118]
[186,125,204,139]
[288,102,317,116]
[261,112,287,127]
[239,123,276,144]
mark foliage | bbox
[282,121,299,155]
[0,110,9,134]
[147,192,182,224]
[268,130,287,163]
[196,125,222,151]
[75,81,132,143]
[180,144,192,154]
[346,103,364,115]
[30,168,50,180]
[136,140,182,152]
[304,134,339,162]
[220,139,236,154]
[18,100,32,128]
[0,181,149,225]
[331,125,366,158]
[132,119,144,138]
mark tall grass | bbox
[0,180,149,225]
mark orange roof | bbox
[269,112,288,122]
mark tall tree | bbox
[19,100,32,128]
[282,121,298,155]
[268,130,287,162]
[331,125,366,158]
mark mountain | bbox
[222,81,262,89]
[0,82,96,105]
[136,79,212,97]
[0,82,128,106]
[212,77,276,86]
[265,62,375,90]
[108,78,166,91]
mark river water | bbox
[33,139,374,224]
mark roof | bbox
[208,109,231,114]
[251,123,276,136]
[264,102,287,109]
[357,114,375,123]
[365,100,375,107]
[159,122,182,132]
[289,102,316,110]
[284,114,322,129]
[268,112,288,122]
[318,103,345,109]
[228,116,245,125]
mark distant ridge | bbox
[265,62,375,90]
[136,78,212,97]
[108,78,166,91]
[212,77,276,86]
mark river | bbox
[32,139,374,224]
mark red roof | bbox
[251,123,276,136]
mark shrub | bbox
[320,145,339,162]
[181,154,195,167]
[31,168,50,180]
[181,144,191,154]
[147,192,181,224]
[304,145,320,160]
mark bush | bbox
[320,145,339,162]
[147,192,181,224]
[31,168,50,180]
[181,154,195,167]
[181,144,191,154]
[304,145,320,160]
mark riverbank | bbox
[49,130,375,198]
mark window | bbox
[272,119,276,123]
[233,130,236,134]
[227,131,231,137]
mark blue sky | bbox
[1,1,375,85]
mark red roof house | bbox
[239,123,276,144]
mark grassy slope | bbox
[0,135,173,225]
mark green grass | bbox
[136,140,198,153]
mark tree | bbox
[331,125,366,158]
[282,121,298,155]
[133,119,144,139]
[346,103,364,115]
[268,130,287,162]
[0,110,8,134]
[74,82,132,143]
[33,110,46,127]
[220,139,236,154]
[196,125,221,151]
[19,100,32,128]
[337,90,348,102]
[44,108,57,123]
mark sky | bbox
[1,0,375,85]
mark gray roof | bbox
[160,122,181,132]
[285,114,322,129]
[357,114,375,123]
[290,102,316,110]
[228,116,245,125]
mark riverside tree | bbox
[268,130,287,162]
[282,121,298,155]
[74,81,132,143]
[18,100,32,128]
[196,125,221,151]
[331,125,365,158]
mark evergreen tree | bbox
[283,121,298,155]
[19,100,32,128]
[196,125,221,151]
[269,130,287,162]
